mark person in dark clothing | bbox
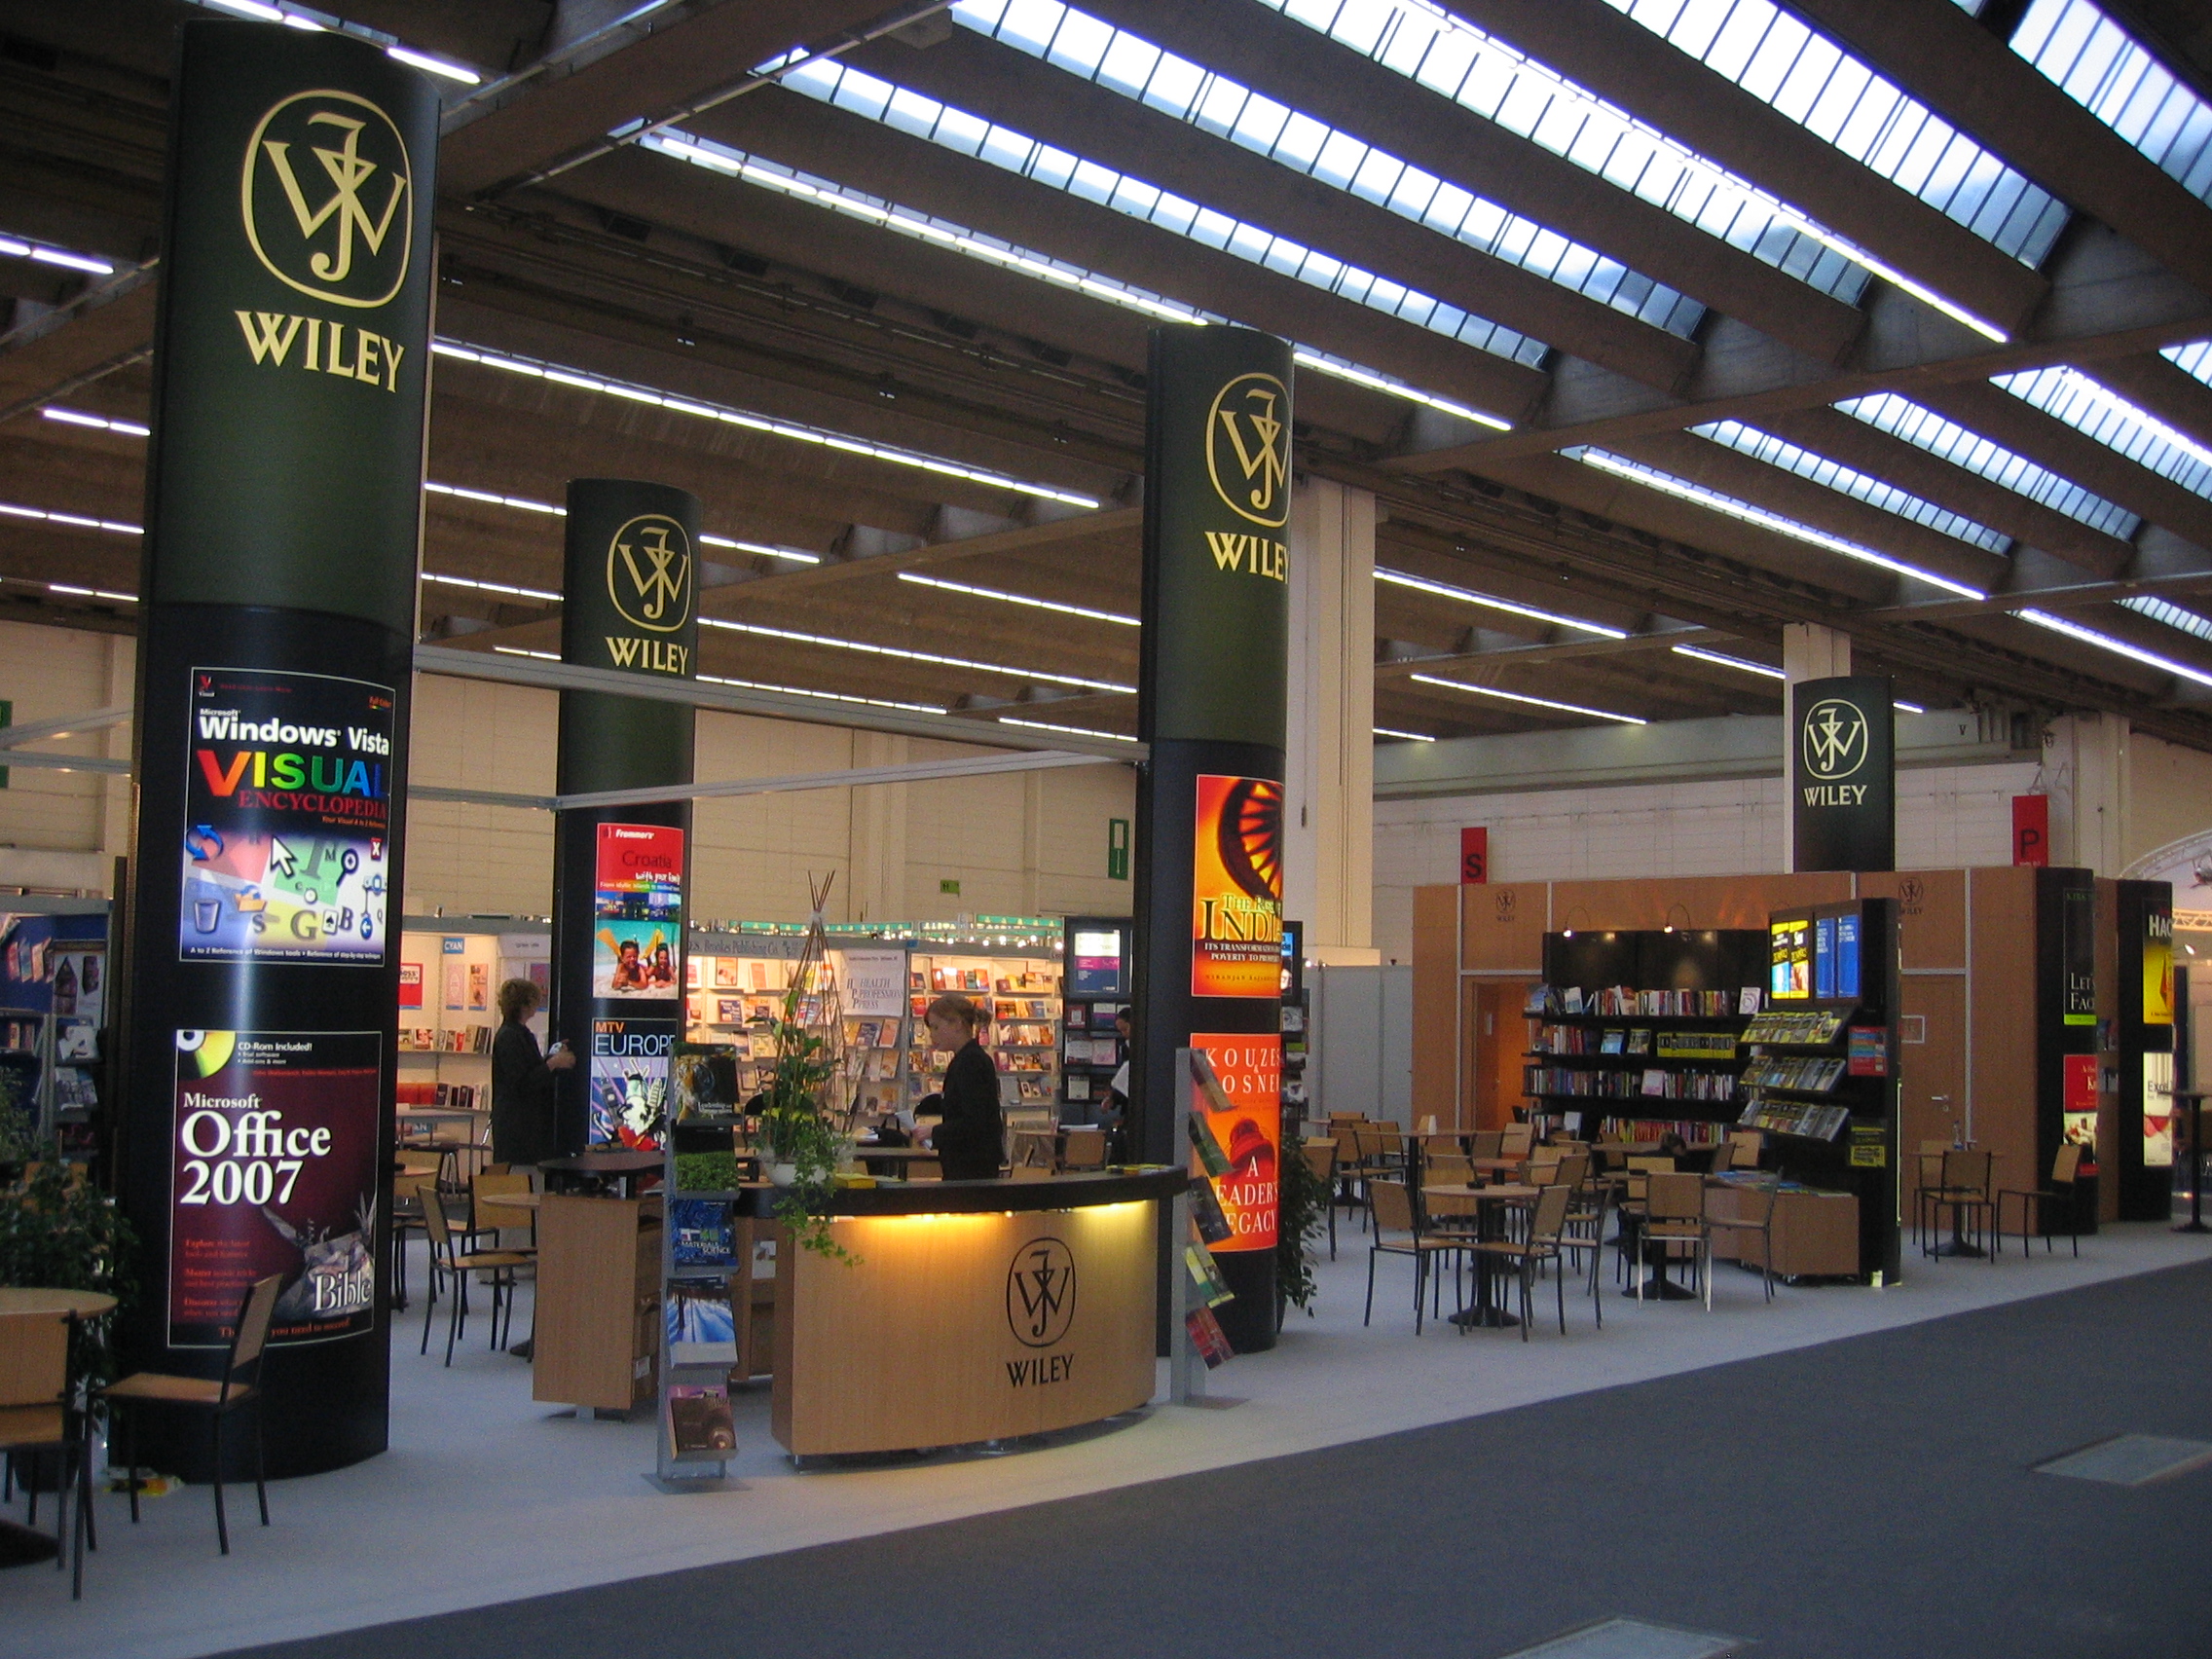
[490,977,572,1168]
[924,993,1004,1181]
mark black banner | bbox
[1131,324,1293,1354]
[550,480,700,1156]
[1790,675,1896,873]
[120,21,437,1481]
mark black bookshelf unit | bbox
[1737,900,1901,1283]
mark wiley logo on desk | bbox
[1005,1235,1077,1365]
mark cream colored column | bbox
[1782,622,1852,873]
[1285,477,1379,964]
[845,729,909,923]
[2046,712,2130,875]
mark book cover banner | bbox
[1191,774,1283,999]
[180,666,394,964]
[168,1028,380,1348]
[590,1016,674,1149]
[593,823,683,1000]
[1188,1033,1280,1253]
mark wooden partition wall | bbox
[1414,869,2089,1213]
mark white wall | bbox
[1371,760,2042,962]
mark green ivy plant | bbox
[762,1013,857,1266]
[0,1140,139,1385]
[1275,1129,1327,1326]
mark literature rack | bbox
[1522,928,1767,1148]
[0,905,110,1158]
[1735,900,1901,1283]
[682,929,819,1105]
[395,919,548,1136]
[1058,916,1131,1123]
[906,946,1063,1133]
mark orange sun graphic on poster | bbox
[1192,774,1282,998]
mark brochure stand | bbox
[1168,1047,1241,1407]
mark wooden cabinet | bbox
[534,1194,661,1413]
[1708,1185,1862,1278]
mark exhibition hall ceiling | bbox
[8,0,2212,750]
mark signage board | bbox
[1191,773,1284,998]
[1790,676,1895,873]
[2012,794,2050,866]
[1188,1032,1281,1252]
[1459,827,1489,884]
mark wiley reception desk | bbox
[760,1169,1185,1457]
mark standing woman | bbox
[491,977,573,1171]
[924,993,1004,1181]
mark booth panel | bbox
[1899,974,1967,1154]
[1459,881,1544,972]
[778,1199,1157,1456]
[1862,870,1967,971]
[1969,867,2040,1178]
[1411,885,1459,1127]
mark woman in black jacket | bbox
[924,993,1004,1181]
[490,977,572,1168]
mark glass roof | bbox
[1569,446,1988,598]
[1249,0,1880,310]
[772,55,1548,368]
[641,132,1509,425]
[2121,595,2212,645]
[1832,391,2141,540]
[2162,340,2212,387]
[1992,365,2212,501]
[1691,418,2011,552]
[1604,0,2070,268]
[2012,0,2212,203]
[953,0,1702,337]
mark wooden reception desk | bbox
[759,1169,1185,1457]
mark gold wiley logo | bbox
[240,89,413,310]
[607,515,693,635]
[1206,372,1290,528]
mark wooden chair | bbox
[1302,1139,1341,1258]
[1922,1148,1995,1262]
[1910,1140,1952,1247]
[1060,1127,1108,1171]
[102,1274,280,1556]
[421,1189,534,1364]
[1998,1144,2084,1259]
[1471,1183,1575,1341]
[0,1309,89,1596]
[1705,1176,1782,1303]
[1363,1180,1465,1335]
[1468,1129,1504,1161]
[1638,1172,1710,1305]
[1499,1123,1535,1158]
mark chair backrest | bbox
[1727,1133,1764,1169]
[1327,1112,1367,1125]
[1470,1130,1504,1160]
[1629,1156,1676,1173]
[1526,1150,1563,1185]
[1554,1152,1591,1191]
[1711,1175,1780,1223]
[1942,1148,1992,1194]
[1415,1114,1438,1135]
[1375,1124,1405,1156]
[1349,1123,1381,1161]
[1528,1182,1573,1244]
[0,1309,69,1408]
[1370,1179,1416,1238]
[1427,1152,1474,1187]
[1302,1140,1337,1181]
[227,1273,285,1383]
[1061,1128,1107,1170]
[1008,1163,1055,1182]
[1500,1124,1534,1157]
[421,1183,456,1258]
[2052,1142,2083,1185]
[1646,1171,1706,1221]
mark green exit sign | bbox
[940,878,961,896]
[1107,817,1129,880]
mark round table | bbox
[0,1287,117,1318]
[1422,1184,1537,1328]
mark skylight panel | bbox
[1604,0,2070,268]
[642,132,1511,426]
[952,0,1702,336]
[772,55,1548,367]
[1992,365,2212,501]
[2121,595,2212,644]
[2162,340,2212,387]
[1833,391,2140,539]
[2012,0,2212,203]
[1569,446,1989,598]
[1691,419,2012,552]
[2019,607,2212,687]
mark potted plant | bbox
[759,874,857,1265]
[0,1136,139,1388]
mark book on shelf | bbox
[666,1278,738,1367]
[667,1383,736,1456]
[1599,1029,1625,1055]
[1623,1028,1651,1055]
[671,1199,736,1266]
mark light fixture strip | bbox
[1408,671,1646,724]
[697,615,1134,693]
[2018,608,2212,689]
[0,235,116,276]
[1372,725,1437,741]
[1671,644,1784,680]
[898,571,1137,625]
[995,716,1137,741]
[1572,448,1988,601]
[1374,567,1627,637]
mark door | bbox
[1899,973,1966,1155]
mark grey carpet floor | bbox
[216,1258,2212,1659]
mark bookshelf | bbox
[1059,916,1130,1123]
[906,948,1063,1133]
[1521,928,1766,1147]
[395,920,548,1120]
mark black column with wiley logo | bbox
[549,480,700,1157]
[1791,675,1896,873]
[118,22,437,1478]
[1130,325,1292,1353]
